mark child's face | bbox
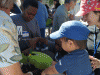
[83,11,100,28]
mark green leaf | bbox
[14,47,21,54]
[20,53,28,64]
[49,0,53,5]
[10,55,22,61]
[28,51,53,69]
[0,44,9,53]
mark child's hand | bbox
[52,61,57,66]
[89,55,100,71]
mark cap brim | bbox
[75,10,87,16]
[50,30,63,39]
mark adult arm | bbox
[0,62,23,75]
[58,14,69,27]
[22,37,49,54]
[41,64,59,75]
[41,54,69,75]
[53,14,69,32]
[41,61,68,75]
[0,62,32,75]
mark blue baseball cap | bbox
[50,20,90,40]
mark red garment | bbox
[76,0,100,16]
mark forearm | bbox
[0,62,24,75]
[41,67,54,75]
[39,37,48,45]
[22,47,33,55]
[0,62,32,75]
[41,61,57,74]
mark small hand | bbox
[52,61,57,66]
[22,47,32,56]
[89,55,100,71]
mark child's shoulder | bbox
[71,49,88,54]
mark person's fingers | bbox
[89,55,93,59]
[92,68,95,71]
[93,66,97,71]
[91,61,96,64]
[89,56,96,61]
[90,58,98,61]
[89,55,98,61]
[91,64,96,67]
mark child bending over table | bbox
[41,20,94,75]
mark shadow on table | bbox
[21,63,44,75]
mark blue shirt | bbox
[11,14,41,51]
[11,14,41,37]
[55,49,94,75]
[35,1,48,29]
[52,4,69,32]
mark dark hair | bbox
[53,0,59,1]
[23,0,38,10]
[93,11,100,22]
[45,4,49,13]
[65,38,87,50]
[0,0,15,9]
[55,1,60,9]
[65,0,77,3]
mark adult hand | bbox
[29,37,40,50]
[89,55,100,71]
[39,37,48,45]
[22,37,40,55]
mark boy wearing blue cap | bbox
[41,20,94,75]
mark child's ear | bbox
[60,38,63,42]
[68,40,74,45]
